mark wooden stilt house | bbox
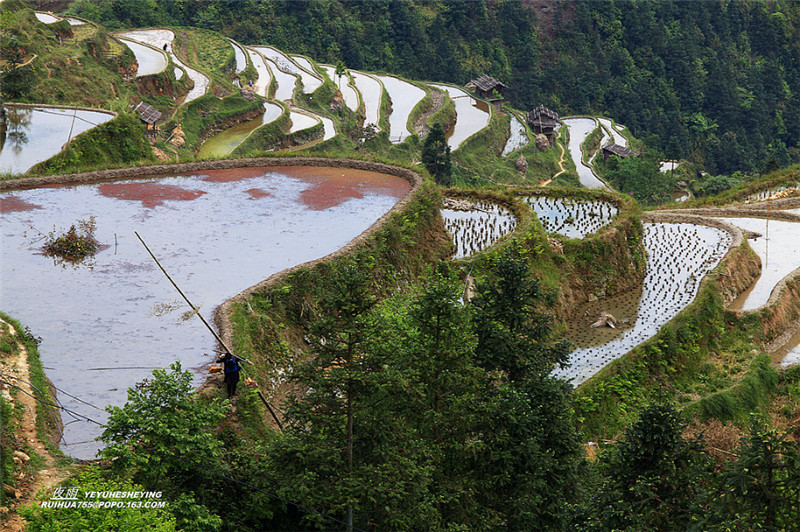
[527,105,560,147]
[465,74,507,101]
[132,101,162,133]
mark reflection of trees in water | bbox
[5,107,31,151]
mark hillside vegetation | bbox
[66,0,800,176]
[3,2,800,531]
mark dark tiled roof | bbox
[469,74,507,92]
[132,101,162,125]
[528,104,559,122]
[602,142,638,158]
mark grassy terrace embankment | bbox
[215,161,448,421]
[573,234,763,438]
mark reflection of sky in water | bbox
[118,29,209,103]
[352,72,383,128]
[441,202,516,259]
[562,118,605,189]
[258,46,321,93]
[198,103,284,158]
[524,196,618,239]
[1,169,407,459]
[322,65,359,111]
[119,38,167,77]
[374,74,426,143]
[430,84,490,151]
[717,217,800,310]
[555,223,731,385]
[0,107,114,174]
[502,114,529,157]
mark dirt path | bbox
[549,129,568,183]
[1,319,72,531]
[413,87,445,139]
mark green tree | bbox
[472,246,571,381]
[422,123,452,186]
[712,419,800,531]
[334,59,347,89]
[576,400,714,531]
[99,362,227,530]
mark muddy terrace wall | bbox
[527,187,645,321]
[573,212,764,438]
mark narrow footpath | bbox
[1,319,73,532]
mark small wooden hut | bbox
[527,104,560,146]
[132,101,162,131]
[465,74,507,101]
[601,142,638,160]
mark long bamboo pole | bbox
[134,231,284,431]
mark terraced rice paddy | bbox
[118,38,167,77]
[777,329,800,367]
[258,46,322,94]
[252,52,296,102]
[524,196,618,239]
[288,110,320,133]
[502,114,530,156]
[562,117,605,189]
[0,106,115,174]
[555,223,732,384]
[351,72,383,129]
[197,102,284,158]
[598,118,626,147]
[117,29,209,103]
[440,201,517,259]
[319,116,336,141]
[717,217,800,310]
[660,161,679,173]
[230,40,248,73]
[321,65,359,111]
[34,12,60,23]
[246,49,272,98]
[290,55,317,75]
[373,74,426,143]
[430,84,490,151]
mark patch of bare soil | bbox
[0,319,73,531]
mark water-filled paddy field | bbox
[258,46,321,94]
[524,196,618,239]
[440,201,516,259]
[502,114,529,157]
[0,106,115,174]
[374,74,426,144]
[0,166,411,459]
[430,84,490,151]
[555,222,732,384]
[351,72,383,129]
[197,103,284,158]
[246,49,272,98]
[562,118,605,189]
[256,52,297,102]
[117,29,209,103]
[118,38,167,77]
[321,66,359,112]
[717,217,800,311]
